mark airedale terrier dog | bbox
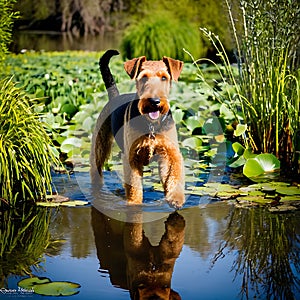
[90,49,185,208]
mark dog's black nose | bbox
[149,98,160,107]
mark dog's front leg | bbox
[123,154,143,204]
[156,136,185,208]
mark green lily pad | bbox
[18,277,51,289]
[237,196,272,205]
[280,195,300,201]
[276,186,300,196]
[182,137,202,149]
[234,124,247,137]
[232,142,245,156]
[33,281,81,296]
[37,200,89,207]
[243,154,280,179]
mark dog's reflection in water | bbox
[92,208,185,300]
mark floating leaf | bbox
[36,202,60,207]
[276,186,300,196]
[220,103,235,120]
[255,154,280,172]
[37,200,88,207]
[232,142,245,156]
[243,154,280,179]
[243,158,264,178]
[172,109,184,123]
[234,124,247,137]
[185,116,202,131]
[182,137,202,149]
[60,200,89,207]
[243,148,256,159]
[33,282,81,296]
[280,195,300,201]
[203,116,223,135]
[229,155,246,168]
[18,277,51,289]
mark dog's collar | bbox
[147,113,169,139]
[148,123,156,139]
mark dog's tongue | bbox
[149,111,160,120]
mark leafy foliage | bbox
[2,51,227,170]
[0,0,18,62]
[196,0,300,172]
[0,78,60,206]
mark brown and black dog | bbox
[90,50,185,208]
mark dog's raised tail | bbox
[99,49,120,100]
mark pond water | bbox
[2,172,300,300]
[10,31,121,53]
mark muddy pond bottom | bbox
[2,172,300,300]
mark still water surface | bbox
[2,172,300,300]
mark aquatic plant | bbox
[0,0,18,62]
[121,12,203,61]
[195,0,300,172]
[0,78,60,206]
[18,277,81,296]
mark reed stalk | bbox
[198,0,300,171]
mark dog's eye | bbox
[161,76,167,81]
[142,75,148,82]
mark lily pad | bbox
[37,200,89,207]
[232,142,245,156]
[182,137,202,149]
[33,281,81,296]
[234,124,247,137]
[18,277,51,289]
[243,154,280,179]
[276,186,300,196]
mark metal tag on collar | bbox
[149,123,155,139]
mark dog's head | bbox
[124,56,183,121]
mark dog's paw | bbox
[165,186,185,210]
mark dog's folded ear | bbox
[162,57,184,82]
[124,56,147,79]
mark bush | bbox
[0,0,18,63]
[121,13,204,61]
[0,78,60,206]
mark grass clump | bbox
[121,12,203,61]
[0,0,18,63]
[0,78,60,207]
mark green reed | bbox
[197,0,300,170]
[0,78,60,207]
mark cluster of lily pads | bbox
[186,181,300,212]
[3,51,299,210]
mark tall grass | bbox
[196,0,300,171]
[121,12,203,61]
[0,78,60,207]
[0,0,18,62]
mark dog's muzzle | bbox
[148,98,160,120]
